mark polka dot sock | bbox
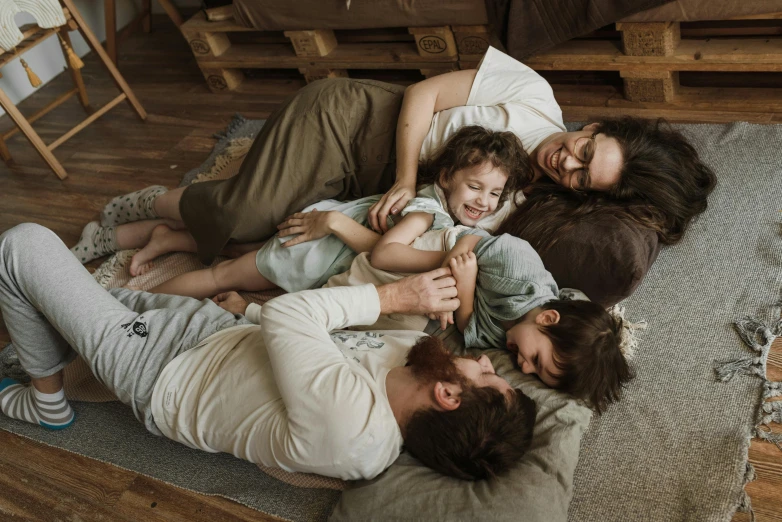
[0,378,75,431]
[70,221,117,264]
[99,185,168,227]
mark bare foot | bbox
[133,262,155,277]
[124,284,142,291]
[129,224,178,276]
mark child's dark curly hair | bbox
[539,299,635,414]
[417,125,533,206]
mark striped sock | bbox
[0,378,74,430]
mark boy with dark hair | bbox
[370,228,634,413]
[445,233,635,414]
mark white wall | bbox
[0,0,200,117]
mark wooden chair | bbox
[0,0,146,180]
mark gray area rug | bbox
[564,122,782,521]
[1,117,780,521]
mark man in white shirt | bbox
[0,223,536,481]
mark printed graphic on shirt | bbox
[331,331,386,363]
[120,317,149,338]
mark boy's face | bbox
[505,309,561,388]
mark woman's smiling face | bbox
[532,123,624,192]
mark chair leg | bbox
[0,138,13,164]
[156,0,184,27]
[142,0,152,32]
[58,28,91,111]
[104,0,117,64]
[0,88,68,179]
[61,0,147,121]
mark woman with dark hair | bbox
[71,47,715,272]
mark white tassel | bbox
[608,305,647,359]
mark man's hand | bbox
[212,291,248,315]
[367,181,416,233]
[377,267,459,316]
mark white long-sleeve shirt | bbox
[150,284,424,480]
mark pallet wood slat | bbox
[205,5,234,22]
[618,21,680,56]
[200,67,244,92]
[408,26,458,58]
[620,70,679,102]
[524,12,782,116]
[284,29,338,57]
[195,42,464,69]
[182,11,466,90]
[526,38,782,71]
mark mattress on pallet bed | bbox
[232,0,488,31]
[623,0,782,21]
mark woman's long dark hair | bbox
[497,184,667,254]
[594,117,717,245]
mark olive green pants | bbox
[180,78,405,264]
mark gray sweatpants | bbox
[0,224,250,435]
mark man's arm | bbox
[258,271,459,479]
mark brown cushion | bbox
[533,213,660,308]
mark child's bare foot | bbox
[130,225,178,276]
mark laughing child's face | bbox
[505,308,562,388]
[441,162,508,226]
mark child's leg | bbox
[116,218,185,250]
[148,249,277,299]
[129,224,198,277]
[153,186,186,221]
[100,185,169,226]
[71,218,186,264]
[221,240,266,258]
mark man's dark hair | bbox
[403,335,537,481]
[405,387,536,481]
[539,299,635,414]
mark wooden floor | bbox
[0,17,780,522]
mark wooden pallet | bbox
[525,15,782,122]
[181,9,501,91]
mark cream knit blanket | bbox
[0,0,65,51]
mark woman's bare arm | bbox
[368,69,478,232]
